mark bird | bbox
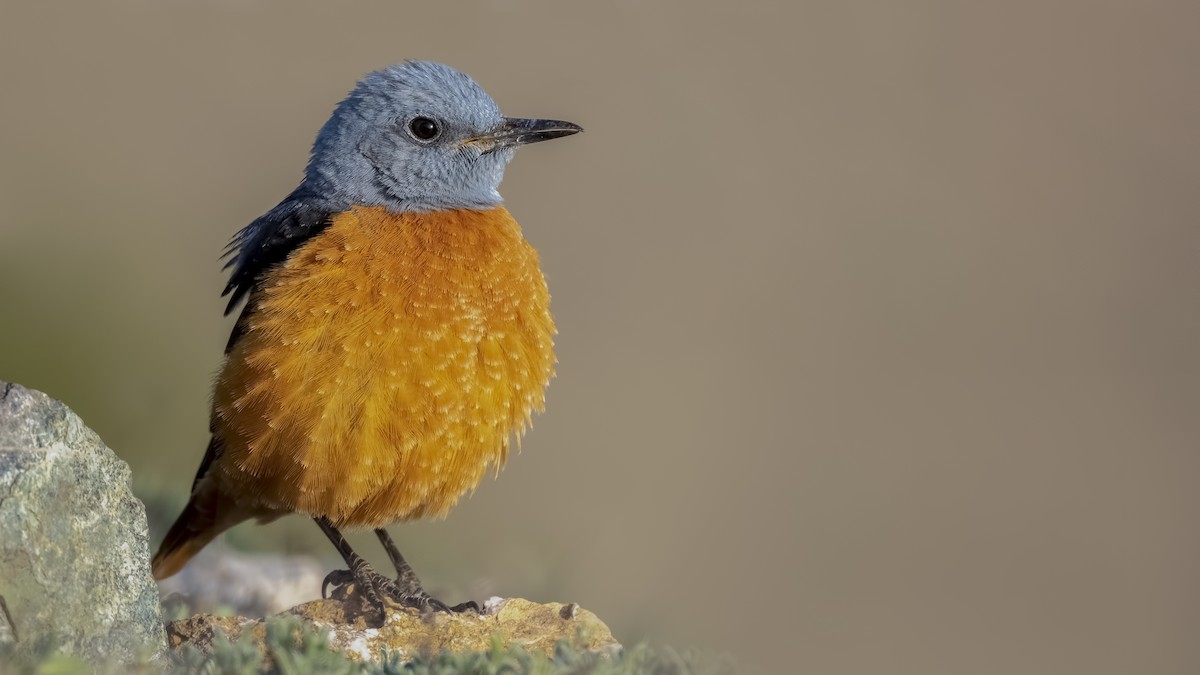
[151,60,581,622]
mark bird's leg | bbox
[316,518,475,622]
[374,528,422,591]
[375,528,479,613]
[315,517,392,624]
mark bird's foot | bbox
[320,566,387,626]
[321,567,478,622]
[321,568,357,600]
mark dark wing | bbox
[219,190,345,352]
[191,436,222,493]
[220,191,343,316]
[192,191,344,492]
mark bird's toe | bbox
[321,568,356,599]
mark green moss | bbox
[195,615,732,675]
[3,614,734,675]
[365,640,735,675]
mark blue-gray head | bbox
[303,60,581,212]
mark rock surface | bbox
[0,382,166,663]
[167,593,619,663]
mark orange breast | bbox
[211,205,555,527]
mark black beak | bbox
[469,117,583,152]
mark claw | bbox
[380,584,477,615]
[321,569,354,599]
[423,596,452,614]
[320,564,477,623]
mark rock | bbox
[0,382,166,664]
[167,593,620,664]
[158,546,326,618]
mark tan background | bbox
[1,1,1198,673]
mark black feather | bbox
[224,301,255,354]
[191,436,221,493]
[201,192,348,484]
[220,189,345,316]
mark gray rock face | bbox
[0,382,165,664]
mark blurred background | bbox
[2,1,1198,673]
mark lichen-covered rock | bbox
[167,594,619,663]
[0,382,166,663]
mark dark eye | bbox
[408,116,440,141]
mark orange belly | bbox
[210,205,555,527]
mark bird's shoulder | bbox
[221,190,348,317]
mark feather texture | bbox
[209,205,555,527]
